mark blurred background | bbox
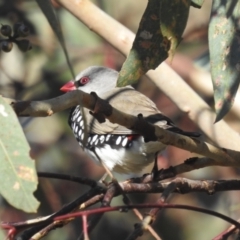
[0,0,239,239]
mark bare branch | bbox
[3,177,240,239]
[120,178,240,195]
[5,89,240,167]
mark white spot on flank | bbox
[75,125,79,133]
[75,110,80,118]
[0,105,8,117]
[78,129,82,137]
[106,134,111,141]
[77,116,81,123]
[81,133,84,140]
[72,114,77,121]
[91,135,98,144]
[122,137,128,147]
[79,120,84,127]
[100,135,105,143]
[116,136,122,145]
[72,122,76,130]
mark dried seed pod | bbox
[17,24,29,37]
[13,22,29,37]
[0,24,12,37]
[0,40,13,52]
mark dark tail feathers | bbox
[168,127,200,138]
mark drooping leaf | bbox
[0,97,39,212]
[117,0,192,87]
[209,0,240,122]
[35,0,75,78]
[117,0,169,87]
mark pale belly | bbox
[85,137,166,174]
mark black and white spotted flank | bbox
[69,106,137,150]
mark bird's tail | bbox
[167,127,200,138]
[145,113,201,138]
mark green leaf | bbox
[191,0,205,8]
[117,0,169,87]
[209,0,240,122]
[117,0,192,87]
[35,0,75,78]
[0,97,39,212]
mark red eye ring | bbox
[80,76,89,85]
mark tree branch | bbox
[5,89,240,167]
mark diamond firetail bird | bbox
[61,66,199,174]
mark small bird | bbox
[61,66,199,174]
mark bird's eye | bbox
[77,76,89,86]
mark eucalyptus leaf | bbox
[209,0,240,122]
[0,97,39,212]
[117,0,192,87]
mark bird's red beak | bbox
[60,81,76,92]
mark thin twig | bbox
[37,172,97,187]
[55,203,240,229]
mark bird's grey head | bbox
[74,66,118,96]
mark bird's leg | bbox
[98,172,108,185]
[98,163,128,203]
[92,150,130,204]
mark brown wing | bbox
[84,87,162,135]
